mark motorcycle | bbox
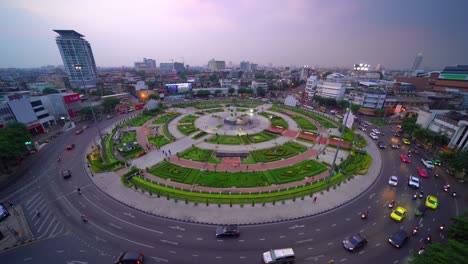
[424,235,432,244]
[413,194,418,200]
[443,185,450,192]
[419,193,424,199]
[81,215,88,222]
[440,224,445,231]
[452,191,457,198]
[361,212,368,219]
[418,247,425,255]
[389,201,395,209]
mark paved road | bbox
[0,109,465,264]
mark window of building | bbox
[37,113,50,119]
[31,100,43,107]
[34,107,45,112]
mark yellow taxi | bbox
[425,195,439,209]
[390,206,407,222]
[402,138,411,145]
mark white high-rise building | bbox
[315,82,346,100]
[53,30,97,89]
[411,52,423,71]
[208,59,226,72]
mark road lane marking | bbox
[315,228,321,231]
[298,232,305,235]
[288,224,305,229]
[56,250,64,253]
[375,243,380,247]
[345,218,351,221]
[280,236,286,238]
[24,258,32,261]
[360,230,364,233]
[332,224,337,227]
[238,240,245,242]
[123,212,135,218]
[296,238,314,244]
[150,256,169,262]
[169,226,186,231]
[340,258,347,262]
[160,239,178,246]
[359,250,365,255]
[259,238,265,240]
[328,242,333,246]
[196,238,203,240]
[109,223,122,230]
[169,251,176,254]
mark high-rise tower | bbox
[411,52,423,71]
[53,30,98,89]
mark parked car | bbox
[421,159,435,169]
[342,234,368,252]
[371,129,381,134]
[408,175,420,188]
[432,159,442,166]
[216,225,240,238]
[263,248,296,264]
[388,230,409,248]
[114,251,144,264]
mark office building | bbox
[433,65,468,110]
[240,61,251,72]
[411,52,423,71]
[305,76,318,97]
[208,59,226,72]
[53,30,97,89]
[314,82,346,100]
[134,58,156,71]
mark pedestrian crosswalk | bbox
[24,192,68,240]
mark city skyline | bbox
[1,0,468,70]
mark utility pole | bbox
[327,108,351,185]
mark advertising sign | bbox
[166,83,192,94]
[343,111,355,129]
[63,93,81,104]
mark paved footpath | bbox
[89,131,382,224]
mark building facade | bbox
[208,59,226,72]
[314,82,346,100]
[53,30,98,89]
[134,58,156,71]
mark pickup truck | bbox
[421,159,435,169]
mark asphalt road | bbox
[0,111,465,264]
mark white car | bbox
[421,159,435,169]
[389,176,398,186]
[263,248,295,264]
[372,129,381,134]
[369,133,379,140]
[408,175,420,188]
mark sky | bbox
[1,0,467,70]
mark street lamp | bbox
[74,64,102,143]
[327,107,351,185]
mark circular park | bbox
[87,99,372,205]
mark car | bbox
[358,126,367,131]
[396,125,402,129]
[61,170,71,179]
[418,167,429,178]
[335,114,343,119]
[263,248,296,264]
[393,133,400,137]
[390,206,407,222]
[342,234,368,252]
[371,129,381,134]
[402,138,411,145]
[425,195,439,209]
[378,141,386,149]
[421,159,435,169]
[400,154,411,163]
[369,133,379,140]
[388,176,398,186]
[432,159,442,166]
[391,143,399,149]
[408,175,420,188]
[106,115,114,119]
[75,130,83,135]
[216,225,240,238]
[114,251,144,264]
[66,144,75,150]
[408,149,420,155]
[388,230,409,248]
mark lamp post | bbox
[327,107,351,185]
[74,64,102,144]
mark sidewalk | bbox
[88,131,382,224]
[0,205,35,251]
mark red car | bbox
[75,130,83,135]
[400,154,411,163]
[66,144,75,150]
[418,167,429,178]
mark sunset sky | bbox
[1,0,467,69]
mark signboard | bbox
[284,95,298,107]
[166,83,192,94]
[63,93,81,104]
[395,104,402,113]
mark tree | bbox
[351,104,361,113]
[337,100,350,109]
[196,90,211,97]
[149,93,159,100]
[375,109,385,116]
[237,87,248,95]
[410,213,468,264]
[440,149,468,174]
[80,106,98,120]
[42,88,59,94]
[0,122,31,161]
[257,87,267,97]
[401,117,419,136]
[101,98,120,113]
[228,87,235,95]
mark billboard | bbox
[63,93,81,104]
[343,111,355,129]
[165,83,192,94]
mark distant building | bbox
[134,58,156,71]
[160,63,175,74]
[0,101,16,127]
[219,79,232,88]
[173,62,185,73]
[208,59,226,72]
[240,61,251,72]
[395,72,440,92]
[27,82,57,93]
[411,52,423,71]
[433,65,468,110]
[300,66,311,81]
[305,76,318,97]
[251,81,268,93]
[250,63,258,71]
[135,81,148,91]
[53,30,97,89]
[314,82,346,100]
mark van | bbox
[263,248,295,263]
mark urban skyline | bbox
[1,0,468,69]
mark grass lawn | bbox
[240,155,257,165]
[207,134,243,144]
[103,133,119,163]
[259,112,289,129]
[292,115,317,131]
[340,153,372,176]
[250,141,308,162]
[152,112,180,125]
[179,115,198,123]
[330,128,355,142]
[203,108,224,114]
[243,131,279,144]
[177,146,219,163]
[192,131,208,139]
[122,112,158,127]
[116,132,144,159]
[147,159,327,188]
[276,105,338,128]
[148,135,171,147]
[177,124,198,136]
[354,134,367,148]
[163,124,176,141]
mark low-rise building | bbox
[314,82,346,100]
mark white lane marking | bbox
[280,236,286,238]
[176,235,183,238]
[369,193,376,199]
[328,242,333,246]
[288,224,305,229]
[375,243,381,247]
[160,239,178,245]
[150,256,169,263]
[56,250,64,253]
[79,250,86,253]
[332,224,337,227]
[372,222,377,226]
[315,228,321,231]
[24,258,32,261]
[259,238,266,241]
[95,236,107,243]
[123,212,135,218]
[109,223,123,230]
[238,240,245,242]
[26,193,41,206]
[217,240,223,242]
[393,260,399,263]
[169,226,185,231]
[345,218,351,221]
[169,251,176,254]
[82,195,163,234]
[240,256,246,259]
[305,254,325,260]
[78,201,86,208]
[360,230,365,233]
[192,255,198,257]
[296,238,314,244]
[340,258,347,262]
[359,250,366,255]
[298,232,305,235]
[196,238,203,241]
[215,256,222,259]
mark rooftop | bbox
[53,30,85,38]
